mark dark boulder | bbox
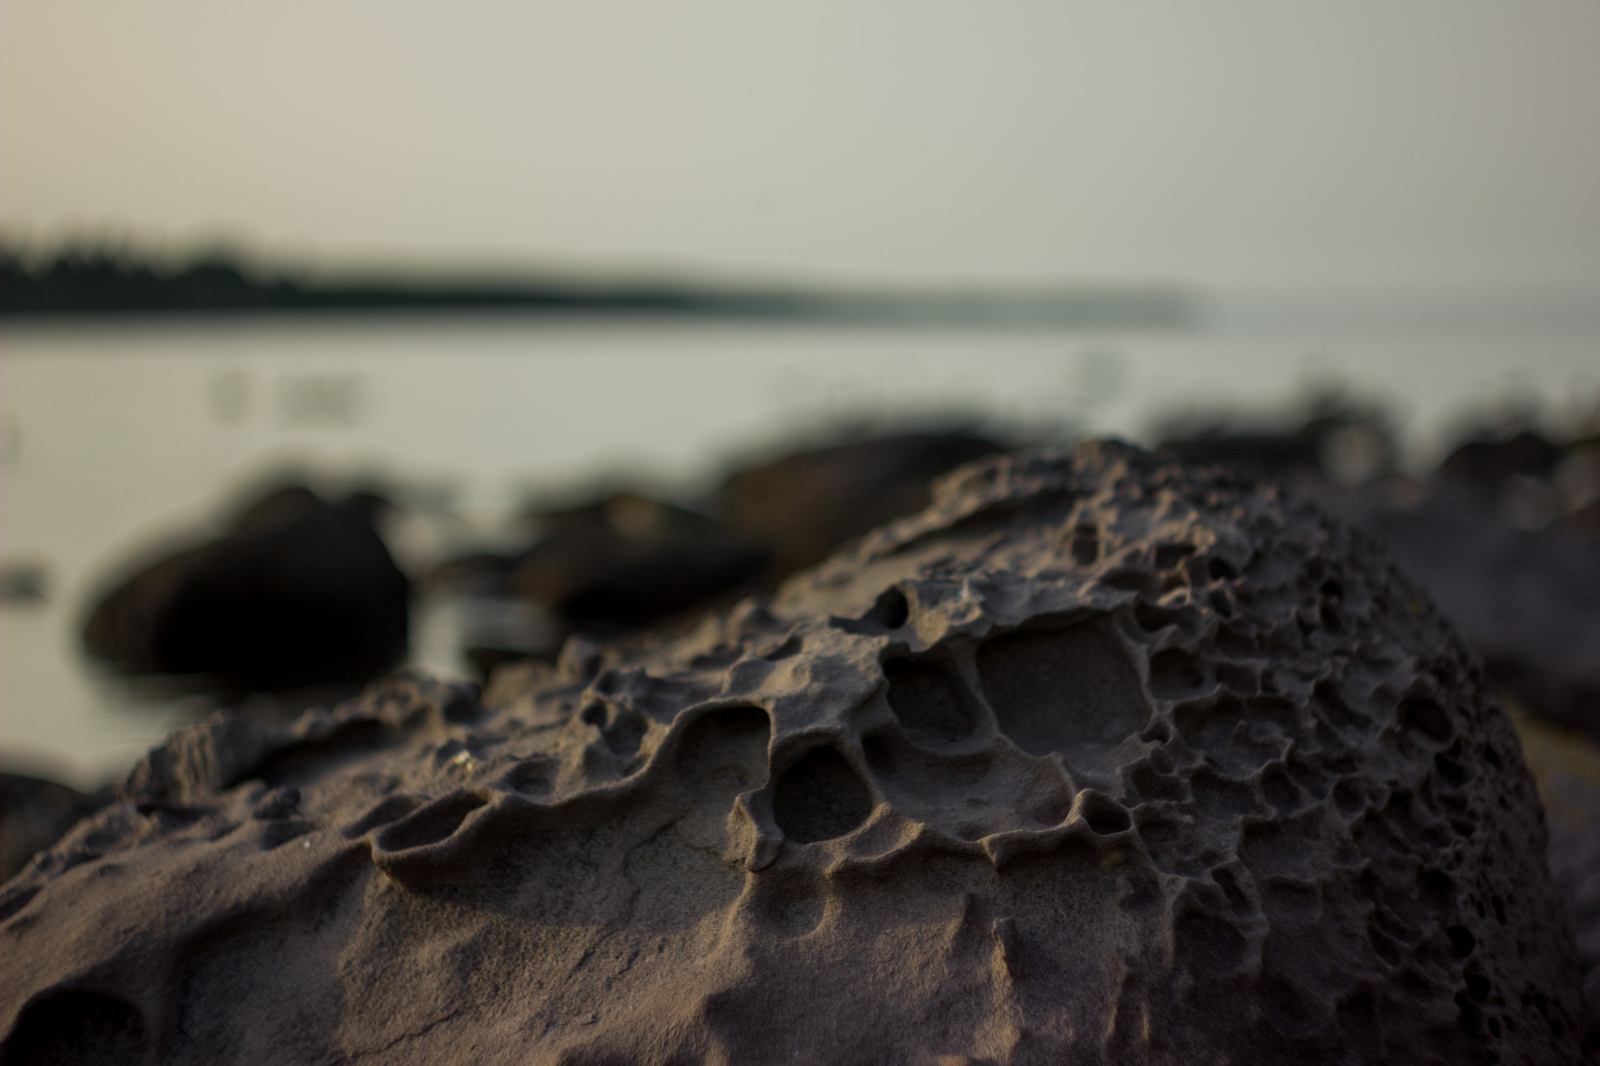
[82,485,409,692]
[713,430,1005,576]
[507,493,768,631]
[1441,430,1566,492]
[1330,483,1600,735]
[1157,396,1396,488]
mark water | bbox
[2,313,1597,787]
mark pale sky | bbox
[5,1,1600,290]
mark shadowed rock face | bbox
[2,443,1584,1064]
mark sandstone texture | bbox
[2,443,1584,1064]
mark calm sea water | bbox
[3,313,1597,787]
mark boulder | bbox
[5,444,1582,1064]
[82,485,409,692]
[713,430,1005,576]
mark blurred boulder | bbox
[1333,482,1600,734]
[1157,395,1395,488]
[1440,429,1565,491]
[0,773,106,883]
[1508,705,1600,1049]
[712,431,1005,576]
[507,492,768,632]
[83,485,409,692]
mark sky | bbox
[5,1,1600,291]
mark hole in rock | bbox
[884,659,977,747]
[869,587,910,630]
[601,712,647,758]
[1447,925,1477,958]
[1214,868,1251,914]
[1191,769,1260,818]
[976,621,1150,759]
[1069,526,1099,566]
[675,706,771,793]
[1214,662,1255,694]
[1398,695,1452,743]
[834,587,911,634]
[1207,590,1234,617]
[1079,792,1131,834]
[1492,895,1506,925]
[440,690,482,724]
[504,759,558,796]
[1130,762,1185,802]
[1260,975,1316,1037]
[1154,544,1194,571]
[1208,557,1239,581]
[4,991,149,1066]
[1149,649,1206,699]
[1134,603,1181,634]
[1261,766,1301,813]
[1420,870,1456,915]
[1435,752,1470,788]
[1102,570,1154,595]
[376,792,487,852]
[772,747,872,844]
[1467,974,1491,1002]
[1215,624,1256,657]
[862,735,896,778]
[1456,994,1482,1036]
[1175,909,1247,977]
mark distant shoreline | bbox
[0,250,1196,328]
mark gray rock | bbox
[1336,484,1600,734]
[0,443,1583,1064]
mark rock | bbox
[82,485,410,692]
[1509,704,1600,1051]
[3,443,1583,1064]
[0,773,105,883]
[507,492,768,631]
[1157,396,1396,489]
[1334,484,1600,736]
[1440,431,1566,493]
[713,430,1005,576]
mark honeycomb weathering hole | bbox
[976,621,1150,758]
[3,991,149,1065]
[773,747,873,844]
[674,706,771,790]
[884,658,977,746]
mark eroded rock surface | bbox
[2,443,1583,1064]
